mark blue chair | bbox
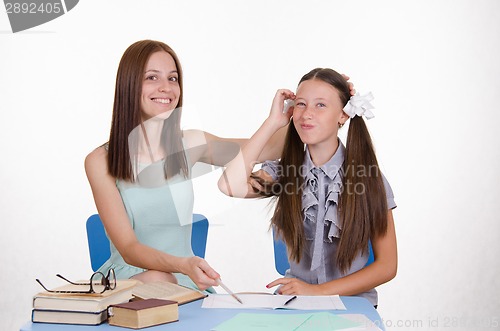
[86,214,111,272]
[273,233,290,276]
[191,213,209,259]
[272,229,374,276]
[86,213,209,272]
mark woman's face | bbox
[141,51,181,120]
[292,79,347,147]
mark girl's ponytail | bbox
[337,115,388,273]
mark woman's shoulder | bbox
[84,143,108,174]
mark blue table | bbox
[21,296,384,330]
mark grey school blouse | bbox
[262,141,396,305]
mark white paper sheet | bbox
[202,294,346,310]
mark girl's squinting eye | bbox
[146,75,158,81]
[295,102,306,107]
[317,103,326,108]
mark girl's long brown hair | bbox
[269,68,388,273]
[107,40,188,181]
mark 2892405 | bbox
[5,2,62,14]
[443,316,499,328]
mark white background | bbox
[1,1,500,330]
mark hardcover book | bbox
[108,298,178,329]
[31,309,108,325]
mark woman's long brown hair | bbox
[268,68,388,273]
[107,40,188,181]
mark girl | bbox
[218,68,397,305]
[84,40,286,291]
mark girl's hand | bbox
[266,89,295,130]
[341,74,356,96]
[181,256,220,291]
[266,277,324,295]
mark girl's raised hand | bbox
[266,89,295,130]
[341,74,356,96]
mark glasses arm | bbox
[56,274,90,286]
[35,279,52,292]
[35,278,92,294]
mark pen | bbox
[283,295,297,306]
[216,279,243,304]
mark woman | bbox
[85,40,286,291]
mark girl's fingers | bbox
[274,89,295,105]
[249,177,264,192]
[266,277,289,289]
[341,74,356,95]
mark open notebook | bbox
[202,294,346,310]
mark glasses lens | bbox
[108,269,117,290]
[90,272,106,293]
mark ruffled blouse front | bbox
[263,143,346,282]
[262,141,397,306]
[301,146,344,275]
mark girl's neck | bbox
[307,138,339,167]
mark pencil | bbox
[216,279,243,304]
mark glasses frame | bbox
[36,268,116,294]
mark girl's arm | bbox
[216,89,295,198]
[268,210,397,295]
[84,147,220,290]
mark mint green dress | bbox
[97,157,202,291]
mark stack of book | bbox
[32,279,138,325]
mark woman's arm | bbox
[183,125,288,169]
[84,146,220,290]
[268,210,397,295]
[216,89,295,198]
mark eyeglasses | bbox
[36,269,116,294]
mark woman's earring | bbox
[338,122,344,128]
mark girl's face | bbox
[141,51,181,120]
[293,79,348,147]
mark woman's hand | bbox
[180,256,220,291]
[266,89,295,131]
[266,277,325,295]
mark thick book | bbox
[32,279,138,313]
[31,309,107,325]
[108,298,178,329]
[132,281,206,305]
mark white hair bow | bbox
[343,92,375,120]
